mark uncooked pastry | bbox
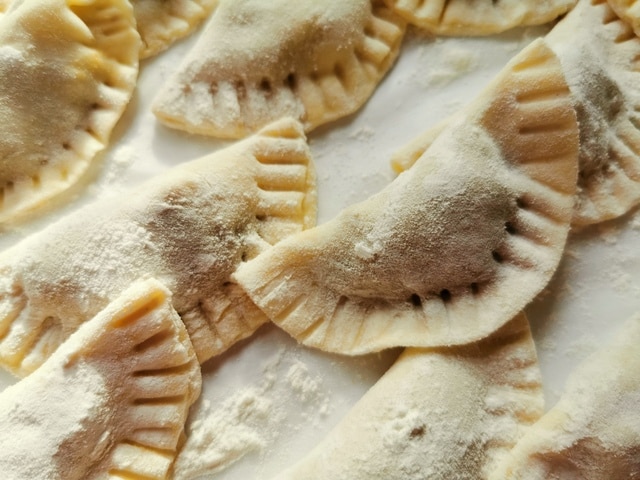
[489,313,640,479]
[133,0,218,59]
[234,39,578,354]
[0,117,316,377]
[274,313,544,480]
[0,0,139,223]
[152,0,406,138]
[0,278,201,480]
[608,0,640,39]
[393,0,640,227]
[383,0,575,35]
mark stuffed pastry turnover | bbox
[382,0,575,36]
[0,0,139,223]
[393,0,640,227]
[273,313,543,480]
[0,118,316,377]
[234,39,578,354]
[152,0,406,138]
[0,279,201,480]
[489,313,640,479]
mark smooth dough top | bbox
[0,0,139,222]
[152,0,406,138]
[234,39,579,354]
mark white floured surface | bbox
[0,20,640,479]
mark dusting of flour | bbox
[172,348,332,480]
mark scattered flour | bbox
[173,351,332,479]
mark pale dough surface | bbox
[274,314,543,480]
[234,39,578,354]
[0,118,316,377]
[0,278,201,480]
[489,313,640,479]
[0,0,139,223]
[133,0,218,58]
[383,0,575,35]
[152,0,406,138]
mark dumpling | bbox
[0,278,201,480]
[273,314,543,480]
[234,39,578,354]
[488,313,640,479]
[546,0,640,225]
[0,117,316,377]
[382,0,575,35]
[393,0,640,227]
[0,0,140,223]
[152,0,406,139]
[132,0,218,58]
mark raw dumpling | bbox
[274,313,543,480]
[0,0,140,223]
[133,0,218,58]
[0,118,316,377]
[489,313,640,479]
[393,0,640,227]
[0,278,201,480]
[234,39,578,355]
[383,0,575,35]
[152,0,406,139]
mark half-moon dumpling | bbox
[0,0,140,223]
[152,0,406,139]
[393,0,640,227]
[546,0,640,225]
[273,313,544,480]
[0,117,316,377]
[234,39,578,354]
[0,278,201,480]
[133,0,218,59]
[489,313,640,479]
[382,0,575,36]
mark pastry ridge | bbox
[234,39,578,354]
[0,117,316,377]
[152,0,406,139]
[0,0,140,223]
[383,0,576,35]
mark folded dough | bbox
[274,313,543,480]
[234,39,578,354]
[0,278,201,480]
[0,0,139,223]
[0,117,316,377]
[393,0,640,227]
[489,314,640,479]
[383,0,575,35]
[152,0,406,138]
[133,0,218,58]
[608,0,640,40]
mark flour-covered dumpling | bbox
[133,0,218,58]
[274,314,544,480]
[383,0,575,35]
[152,0,406,138]
[0,279,201,480]
[235,39,578,354]
[546,0,640,225]
[0,0,139,223]
[0,118,316,377]
[489,314,640,479]
[394,0,640,227]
